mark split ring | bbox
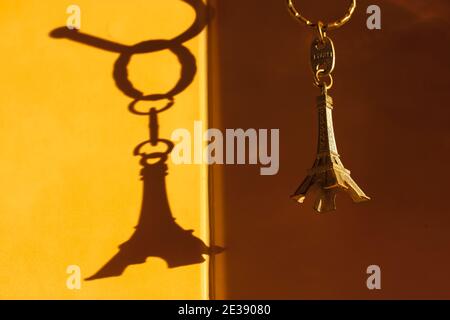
[314,69,333,90]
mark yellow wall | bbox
[0,0,209,299]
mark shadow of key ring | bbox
[286,0,356,30]
[134,139,175,165]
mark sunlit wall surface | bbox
[0,0,209,299]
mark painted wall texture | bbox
[0,0,210,299]
[209,0,450,299]
[2,0,450,301]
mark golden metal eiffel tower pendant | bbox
[291,85,370,212]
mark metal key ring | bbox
[286,0,356,30]
[314,69,333,90]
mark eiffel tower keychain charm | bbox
[287,0,370,212]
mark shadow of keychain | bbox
[50,0,224,279]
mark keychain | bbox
[287,0,370,212]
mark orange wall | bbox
[209,0,450,299]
